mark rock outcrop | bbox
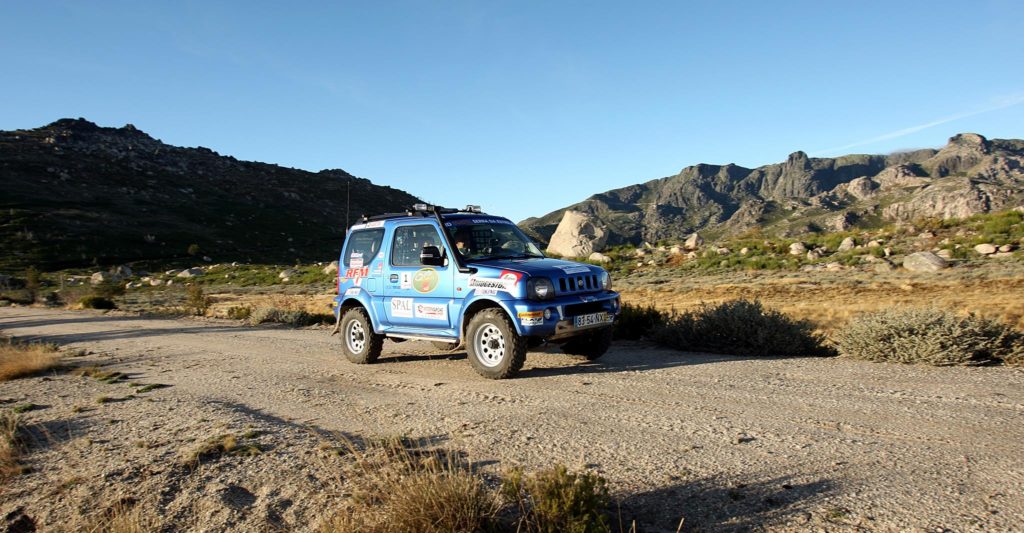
[546,210,608,258]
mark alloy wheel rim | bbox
[474,324,505,367]
[347,320,366,353]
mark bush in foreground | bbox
[250,307,332,327]
[833,308,1024,366]
[321,438,500,533]
[613,303,668,340]
[651,299,832,356]
[78,295,116,310]
[503,464,611,533]
[0,338,61,381]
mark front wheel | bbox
[340,307,384,364]
[561,327,613,360]
[466,309,527,379]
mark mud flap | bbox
[330,311,341,336]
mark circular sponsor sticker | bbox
[413,268,439,293]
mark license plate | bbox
[574,312,611,328]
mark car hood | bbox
[466,257,602,278]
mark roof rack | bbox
[360,204,485,223]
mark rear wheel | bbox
[466,309,527,379]
[340,307,383,364]
[561,327,613,360]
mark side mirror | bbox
[420,245,445,266]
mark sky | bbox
[2,1,1024,223]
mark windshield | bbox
[443,218,545,261]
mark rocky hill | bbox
[0,118,421,271]
[522,133,1024,256]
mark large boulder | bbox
[545,210,608,258]
[176,267,204,278]
[684,233,704,250]
[903,252,948,273]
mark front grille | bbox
[557,274,599,294]
[564,301,607,317]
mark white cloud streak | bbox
[814,93,1024,155]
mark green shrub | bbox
[614,303,668,340]
[91,281,125,299]
[185,285,210,316]
[250,307,332,327]
[226,306,252,320]
[79,296,116,310]
[651,299,831,356]
[502,464,611,533]
[833,308,1024,366]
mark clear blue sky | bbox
[3,1,1023,222]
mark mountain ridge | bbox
[0,118,421,270]
[520,133,1024,254]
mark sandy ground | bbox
[1,307,1023,532]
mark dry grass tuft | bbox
[1,411,27,480]
[182,433,262,467]
[320,437,500,533]
[81,498,158,533]
[0,337,61,381]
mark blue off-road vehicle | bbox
[331,204,621,379]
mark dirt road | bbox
[2,307,1023,531]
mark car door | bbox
[382,223,454,329]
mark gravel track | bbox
[1,307,1022,531]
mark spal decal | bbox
[414,302,448,321]
[413,268,439,293]
[391,297,413,318]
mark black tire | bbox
[562,327,613,360]
[431,340,460,352]
[466,309,527,379]
[340,307,384,364]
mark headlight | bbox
[527,278,554,300]
[600,271,611,291]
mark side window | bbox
[391,224,443,267]
[343,229,385,267]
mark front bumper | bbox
[510,291,620,339]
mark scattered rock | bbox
[873,261,895,273]
[717,247,730,255]
[918,231,936,239]
[974,243,997,255]
[998,244,1014,253]
[588,252,611,263]
[323,261,340,275]
[202,256,213,262]
[669,245,682,255]
[902,252,948,273]
[837,237,856,252]
[935,249,953,260]
[789,242,806,256]
[684,233,704,250]
[868,240,882,248]
[739,247,749,255]
[90,271,121,285]
[279,269,299,280]
[112,265,133,278]
[806,250,820,261]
